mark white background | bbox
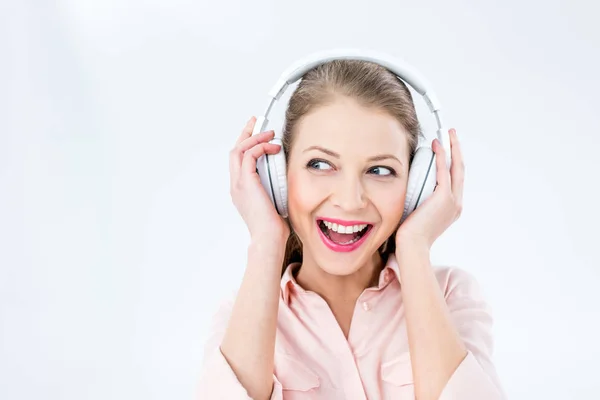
[1,0,599,399]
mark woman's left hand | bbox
[395,128,464,251]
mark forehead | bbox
[291,96,410,159]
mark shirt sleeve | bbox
[196,293,284,400]
[438,268,507,400]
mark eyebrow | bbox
[303,145,404,166]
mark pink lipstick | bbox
[316,218,374,253]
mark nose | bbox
[331,174,367,212]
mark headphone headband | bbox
[266,48,441,113]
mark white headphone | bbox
[252,49,452,224]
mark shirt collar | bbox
[280,253,402,304]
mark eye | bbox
[368,166,396,177]
[306,159,333,170]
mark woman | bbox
[198,59,505,399]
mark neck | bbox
[294,250,385,307]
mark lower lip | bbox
[316,221,373,253]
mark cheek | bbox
[287,171,324,222]
[371,185,406,224]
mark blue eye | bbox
[307,159,332,170]
[369,166,396,176]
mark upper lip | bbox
[317,217,373,226]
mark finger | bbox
[237,130,275,154]
[230,130,275,179]
[433,138,451,190]
[235,116,256,146]
[241,142,281,176]
[449,128,465,204]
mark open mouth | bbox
[317,219,373,246]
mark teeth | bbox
[323,221,368,234]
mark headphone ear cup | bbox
[267,137,288,217]
[256,152,277,210]
[254,115,288,218]
[401,145,437,224]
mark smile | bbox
[316,218,374,253]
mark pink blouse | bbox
[198,254,505,399]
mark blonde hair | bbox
[280,59,422,275]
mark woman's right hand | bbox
[229,116,290,243]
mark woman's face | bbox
[286,96,411,276]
